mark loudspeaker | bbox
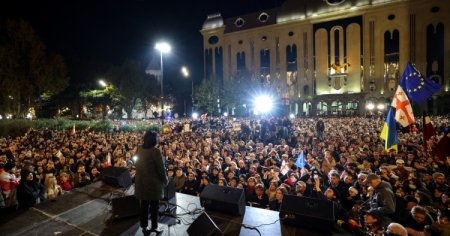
[163,177,175,201]
[111,195,140,220]
[187,212,223,236]
[199,184,246,216]
[102,167,132,188]
[279,195,335,232]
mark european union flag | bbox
[399,62,441,103]
[295,151,305,169]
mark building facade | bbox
[200,0,450,116]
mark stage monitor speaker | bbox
[199,184,245,216]
[102,167,132,188]
[187,212,223,236]
[111,195,140,220]
[279,195,335,232]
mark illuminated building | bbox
[201,0,450,116]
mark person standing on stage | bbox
[134,131,168,235]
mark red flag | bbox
[201,113,208,120]
[423,115,436,150]
[433,133,450,161]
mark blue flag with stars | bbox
[399,62,441,103]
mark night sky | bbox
[1,0,284,112]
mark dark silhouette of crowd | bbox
[1,115,449,235]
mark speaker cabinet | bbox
[111,195,140,220]
[279,195,335,232]
[163,176,175,201]
[187,212,222,236]
[199,184,245,216]
[102,167,132,188]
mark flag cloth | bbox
[295,151,305,169]
[399,62,441,103]
[423,114,436,150]
[391,86,415,127]
[380,106,400,151]
[433,133,450,161]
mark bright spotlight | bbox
[254,95,273,114]
[192,112,199,119]
[366,103,375,110]
[132,155,138,162]
[377,104,385,110]
[223,112,228,117]
[289,113,295,119]
[155,42,171,53]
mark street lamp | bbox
[181,66,194,115]
[97,79,109,119]
[98,79,107,88]
[155,42,171,117]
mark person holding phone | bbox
[134,131,168,235]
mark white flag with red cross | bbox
[391,86,415,127]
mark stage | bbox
[0,182,349,236]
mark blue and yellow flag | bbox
[380,106,400,151]
[399,62,441,103]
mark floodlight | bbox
[254,95,273,113]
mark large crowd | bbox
[1,116,449,236]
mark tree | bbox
[194,79,220,115]
[139,74,160,119]
[221,70,255,116]
[0,20,68,118]
[108,60,146,119]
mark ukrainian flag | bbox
[380,106,400,151]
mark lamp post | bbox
[181,66,194,115]
[98,79,108,119]
[155,42,171,118]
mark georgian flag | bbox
[391,86,415,127]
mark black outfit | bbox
[17,171,44,209]
[248,193,269,208]
[181,179,198,196]
[140,200,159,231]
[134,146,168,232]
[268,199,282,211]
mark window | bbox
[208,36,219,45]
[234,18,245,27]
[258,12,269,23]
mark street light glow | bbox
[366,103,375,110]
[192,112,199,119]
[289,113,295,119]
[181,66,189,77]
[254,95,273,114]
[377,104,385,110]
[98,80,107,88]
[155,42,171,53]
